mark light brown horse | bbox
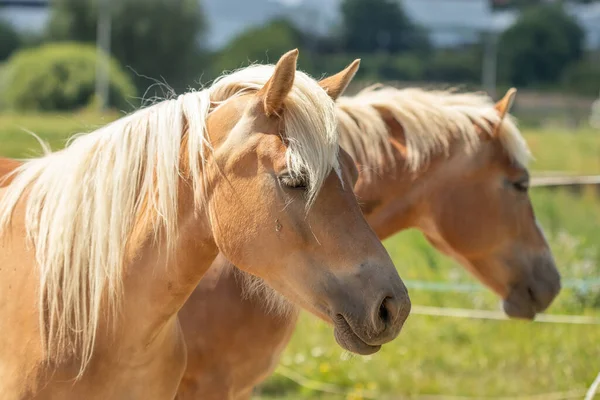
[172,86,560,399]
[0,50,411,399]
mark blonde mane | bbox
[336,85,531,176]
[0,64,339,376]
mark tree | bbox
[490,0,542,10]
[498,4,585,86]
[339,0,430,54]
[213,19,312,76]
[0,21,21,61]
[562,58,600,97]
[47,0,208,92]
[491,0,599,10]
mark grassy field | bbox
[0,111,121,158]
[1,112,599,399]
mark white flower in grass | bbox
[294,353,306,364]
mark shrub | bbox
[309,54,360,78]
[2,42,136,111]
[311,53,425,83]
[562,58,600,97]
[213,19,312,77]
[424,50,482,84]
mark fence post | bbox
[585,371,600,400]
[95,0,111,112]
[482,30,498,99]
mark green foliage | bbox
[492,0,599,8]
[310,54,364,80]
[213,19,312,76]
[499,4,585,87]
[0,111,119,158]
[490,0,543,10]
[0,63,6,110]
[347,53,423,82]
[339,0,430,54]
[47,0,208,92]
[312,49,481,85]
[0,21,21,61]
[372,53,424,81]
[562,58,600,97]
[2,43,136,111]
[424,50,482,83]
[18,32,45,49]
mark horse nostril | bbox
[378,297,393,325]
[527,286,537,304]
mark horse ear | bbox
[318,59,361,100]
[493,88,517,136]
[257,49,299,117]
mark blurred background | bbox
[1,0,599,399]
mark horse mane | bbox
[336,85,531,176]
[0,64,339,377]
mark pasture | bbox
[1,112,599,399]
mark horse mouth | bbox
[332,314,381,355]
[502,294,538,320]
[502,280,557,320]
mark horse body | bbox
[175,87,562,399]
[0,51,410,398]
[0,176,203,399]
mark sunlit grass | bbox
[0,111,120,158]
[525,128,600,174]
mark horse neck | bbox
[116,180,219,340]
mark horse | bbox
[0,50,411,399]
[171,86,561,399]
[0,158,21,186]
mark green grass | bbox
[0,111,120,158]
[1,113,600,399]
[525,128,600,174]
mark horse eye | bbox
[279,174,308,190]
[512,179,529,192]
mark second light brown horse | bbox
[176,86,561,399]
